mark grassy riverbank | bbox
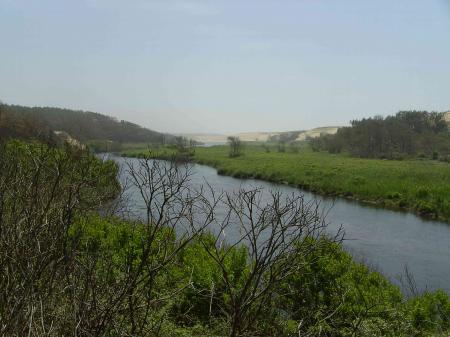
[123,144,450,223]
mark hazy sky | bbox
[1,0,450,134]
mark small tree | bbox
[199,188,342,337]
[277,140,286,153]
[227,136,242,157]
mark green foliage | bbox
[278,238,403,336]
[0,102,180,145]
[180,145,450,222]
[312,111,450,159]
[406,290,450,333]
[170,234,250,325]
[228,136,243,157]
[70,219,450,336]
[0,140,123,336]
[2,139,120,205]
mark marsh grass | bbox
[122,144,450,223]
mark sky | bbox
[1,0,450,134]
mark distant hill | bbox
[0,103,178,144]
[267,127,339,142]
[181,127,339,144]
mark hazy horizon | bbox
[1,0,450,134]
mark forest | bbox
[310,111,449,160]
[0,103,179,146]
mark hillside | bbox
[0,103,177,144]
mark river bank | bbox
[121,145,450,224]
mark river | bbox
[110,155,450,293]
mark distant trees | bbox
[277,140,286,152]
[311,111,449,160]
[227,136,243,157]
[0,102,57,144]
[0,103,180,145]
[268,131,301,143]
[175,136,196,154]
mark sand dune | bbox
[180,126,339,144]
[295,127,339,141]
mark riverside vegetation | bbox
[310,111,450,160]
[122,144,450,224]
[1,139,450,337]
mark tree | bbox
[277,140,286,152]
[0,142,119,336]
[227,136,242,158]
[199,188,342,337]
[0,143,209,336]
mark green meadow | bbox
[122,144,450,223]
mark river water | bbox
[111,155,450,293]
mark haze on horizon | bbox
[1,0,449,134]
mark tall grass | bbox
[121,144,450,222]
[188,145,450,222]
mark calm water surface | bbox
[111,155,450,293]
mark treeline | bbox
[268,130,303,143]
[0,104,55,143]
[1,139,449,336]
[0,103,179,146]
[311,111,450,160]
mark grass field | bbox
[122,144,450,223]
